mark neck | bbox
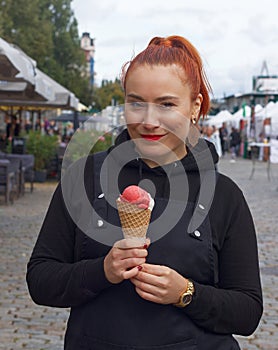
[142,148,187,168]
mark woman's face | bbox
[125,64,202,167]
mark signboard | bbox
[253,75,278,93]
[12,137,26,154]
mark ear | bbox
[191,93,203,122]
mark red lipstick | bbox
[141,134,165,141]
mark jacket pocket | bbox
[80,336,197,350]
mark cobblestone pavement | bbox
[0,157,277,349]
[218,157,278,350]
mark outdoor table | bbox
[249,142,271,180]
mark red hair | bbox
[121,36,212,118]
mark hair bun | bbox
[148,37,171,47]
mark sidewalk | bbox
[0,181,68,350]
[218,157,278,350]
[0,157,277,349]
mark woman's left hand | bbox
[130,263,188,305]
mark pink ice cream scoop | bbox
[117,185,154,240]
[120,185,153,210]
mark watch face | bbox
[182,293,192,305]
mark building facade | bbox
[80,32,95,87]
[221,74,278,114]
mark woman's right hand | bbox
[104,238,150,284]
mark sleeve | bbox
[26,171,114,308]
[184,177,263,336]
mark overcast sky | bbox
[71,0,278,99]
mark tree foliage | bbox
[0,0,91,105]
[93,78,125,111]
[0,0,123,109]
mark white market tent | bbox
[0,37,54,102]
[258,102,278,163]
[0,36,78,110]
[32,69,79,110]
[256,101,277,119]
[205,104,263,131]
[232,104,263,127]
[256,101,278,139]
[205,110,234,128]
[0,37,36,84]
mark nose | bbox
[142,104,160,128]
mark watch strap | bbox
[174,279,195,308]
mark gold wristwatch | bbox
[174,279,195,308]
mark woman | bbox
[27,36,263,350]
[203,125,222,157]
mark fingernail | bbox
[137,265,142,271]
[143,244,148,249]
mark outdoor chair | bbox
[0,159,17,204]
[17,154,34,193]
[4,155,22,196]
[0,154,34,194]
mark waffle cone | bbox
[116,199,151,240]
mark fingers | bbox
[114,238,151,249]
[131,271,166,293]
[137,263,166,276]
[104,239,150,284]
[121,256,147,272]
[132,276,167,304]
[130,265,169,298]
[112,246,148,260]
[105,251,146,280]
[131,264,188,305]
[122,266,142,280]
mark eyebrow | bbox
[156,96,179,102]
[126,93,145,101]
[126,93,179,102]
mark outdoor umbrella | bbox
[0,36,54,102]
[0,37,79,112]
[0,37,36,84]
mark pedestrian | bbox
[44,118,50,135]
[219,122,228,155]
[26,35,262,350]
[35,118,41,131]
[0,131,6,152]
[230,127,241,160]
[203,125,222,157]
[6,114,20,141]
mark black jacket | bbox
[26,129,263,349]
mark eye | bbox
[160,102,175,109]
[129,101,147,109]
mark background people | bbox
[230,127,241,160]
[203,125,222,157]
[219,122,228,156]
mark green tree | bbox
[40,0,91,105]
[0,0,92,105]
[0,0,12,37]
[47,0,87,87]
[1,0,54,67]
[93,78,125,110]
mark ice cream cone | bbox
[116,199,151,241]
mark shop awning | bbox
[0,37,79,110]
